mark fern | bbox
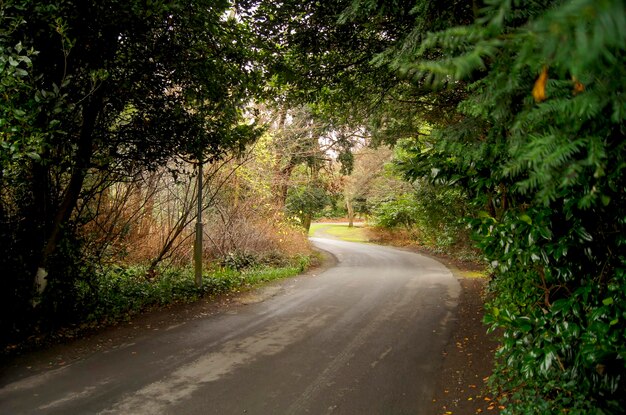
[391,0,625,412]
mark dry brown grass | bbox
[365,226,417,247]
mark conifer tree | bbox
[393,0,626,412]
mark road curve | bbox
[0,237,460,414]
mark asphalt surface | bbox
[0,237,460,414]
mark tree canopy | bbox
[2,0,625,412]
[240,0,626,412]
[1,0,261,333]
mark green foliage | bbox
[286,182,331,230]
[389,0,626,412]
[476,208,626,414]
[373,183,470,251]
[78,265,203,323]
[374,194,420,230]
[25,255,311,342]
[219,251,261,271]
[317,199,348,220]
[237,0,469,146]
[0,36,43,171]
[1,0,262,337]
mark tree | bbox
[246,0,625,412]
[268,105,330,208]
[1,0,260,336]
[389,0,626,412]
[285,177,330,232]
[237,0,481,145]
[342,146,396,226]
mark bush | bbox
[219,251,260,270]
[475,207,626,414]
[374,194,420,229]
[372,182,472,253]
[286,183,331,230]
[67,254,312,332]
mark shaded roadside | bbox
[429,277,501,415]
[0,252,333,382]
[311,222,501,415]
[380,234,501,415]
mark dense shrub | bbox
[66,258,310,333]
[391,0,625,412]
[373,182,472,252]
[476,207,625,414]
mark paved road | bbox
[0,237,460,414]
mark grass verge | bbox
[80,254,312,325]
[309,223,370,243]
[3,255,312,354]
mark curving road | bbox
[0,236,460,414]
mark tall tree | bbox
[391,0,626,412]
[244,0,626,412]
[1,0,260,334]
[236,0,475,144]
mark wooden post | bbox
[194,161,203,288]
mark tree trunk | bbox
[274,160,296,209]
[33,91,104,304]
[303,214,312,234]
[346,198,355,228]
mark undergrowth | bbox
[3,255,311,353]
[365,225,484,265]
[82,254,311,325]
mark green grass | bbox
[309,223,370,243]
[456,270,488,279]
[77,256,311,325]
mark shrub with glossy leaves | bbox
[391,0,625,412]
